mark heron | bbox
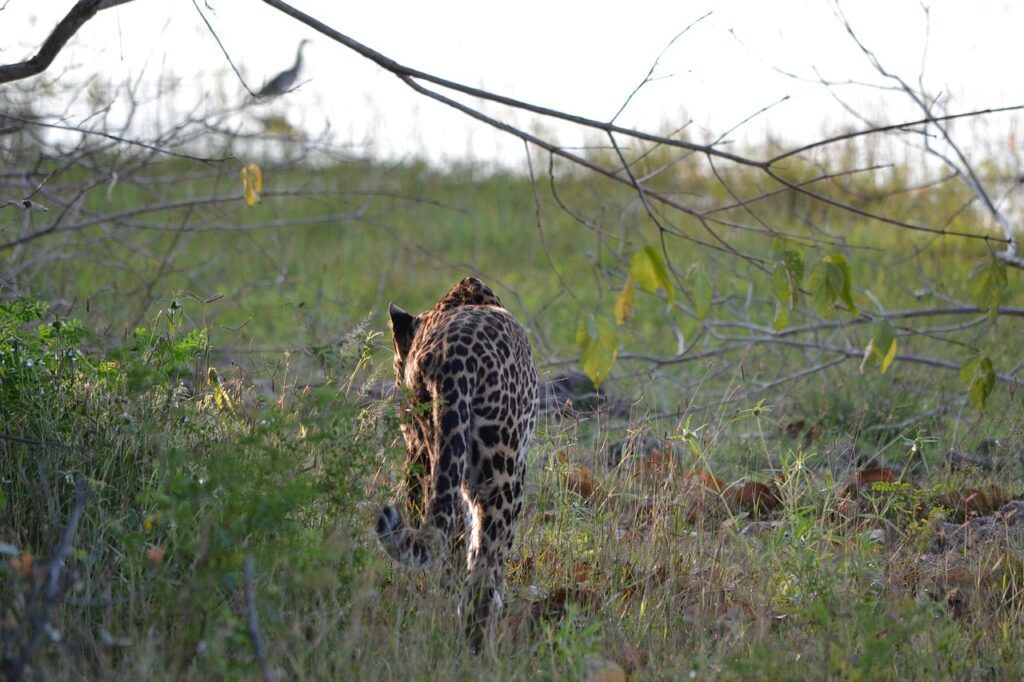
[256,39,310,98]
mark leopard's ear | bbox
[389,302,417,360]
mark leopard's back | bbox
[376,278,538,651]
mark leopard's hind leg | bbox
[461,449,525,654]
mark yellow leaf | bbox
[209,366,235,414]
[240,163,263,207]
[216,386,235,414]
[880,337,897,375]
[251,164,263,192]
[867,319,897,375]
[614,274,635,325]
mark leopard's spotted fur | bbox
[376,277,538,650]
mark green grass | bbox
[2,146,1024,679]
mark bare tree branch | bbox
[3,0,1015,254]
[826,0,1022,268]
[609,12,710,124]
[0,113,231,163]
[765,104,1024,166]
[0,0,137,85]
[253,0,1016,253]
[3,478,92,682]
[1,0,1017,410]
[257,0,762,168]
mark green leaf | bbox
[577,315,593,346]
[967,257,1008,320]
[808,254,856,316]
[823,254,857,314]
[959,355,996,409]
[772,301,790,331]
[689,265,712,321]
[774,264,798,325]
[0,298,47,325]
[644,246,675,305]
[781,249,805,286]
[808,261,839,316]
[771,266,790,309]
[770,250,803,331]
[629,247,675,305]
[577,315,618,389]
[629,250,658,294]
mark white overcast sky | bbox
[1,1,1021,166]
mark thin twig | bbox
[862,405,946,433]
[0,113,230,164]
[524,141,578,307]
[674,356,849,415]
[765,103,1024,166]
[190,0,258,97]
[609,12,711,124]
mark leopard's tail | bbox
[376,389,469,569]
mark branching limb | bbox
[0,113,230,163]
[828,0,1022,267]
[254,0,1016,256]
[3,478,92,682]
[0,0,137,85]
[609,12,710,124]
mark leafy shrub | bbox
[0,295,384,678]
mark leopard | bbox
[375,277,538,652]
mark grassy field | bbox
[2,143,1024,679]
